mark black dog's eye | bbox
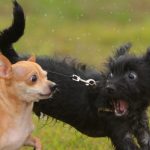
[108,73,113,79]
[128,72,137,80]
[31,75,38,82]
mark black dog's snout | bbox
[106,84,116,94]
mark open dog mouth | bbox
[113,100,128,116]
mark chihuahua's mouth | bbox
[113,100,128,117]
[39,93,52,98]
[39,87,59,99]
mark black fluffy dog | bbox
[0,1,149,150]
[0,0,110,137]
[104,47,150,150]
[0,1,107,137]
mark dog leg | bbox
[134,113,150,150]
[136,130,150,150]
[110,132,140,150]
[24,135,42,150]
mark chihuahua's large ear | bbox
[0,54,12,78]
[114,43,132,59]
[28,56,36,62]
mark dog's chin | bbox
[113,100,128,117]
[39,93,53,99]
[39,88,59,100]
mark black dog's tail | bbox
[0,0,25,63]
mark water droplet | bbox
[128,18,132,22]
[76,37,81,40]
[68,38,72,41]
[44,13,48,17]
[51,29,55,32]
[141,27,145,30]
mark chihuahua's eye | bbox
[128,72,137,80]
[108,73,113,79]
[31,75,38,82]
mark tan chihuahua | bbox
[0,54,56,150]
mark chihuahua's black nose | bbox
[51,84,58,92]
[106,84,116,94]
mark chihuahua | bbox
[0,54,56,150]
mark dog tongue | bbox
[114,100,128,114]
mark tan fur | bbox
[0,54,55,150]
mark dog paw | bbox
[33,137,42,150]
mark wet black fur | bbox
[0,1,149,150]
[104,45,150,150]
[0,0,112,138]
[0,0,24,63]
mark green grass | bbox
[1,0,150,149]
[21,115,113,150]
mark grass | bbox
[0,0,150,149]
[21,115,113,150]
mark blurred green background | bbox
[0,0,150,149]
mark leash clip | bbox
[72,74,96,86]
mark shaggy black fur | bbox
[104,46,150,150]
[0,0,112,138]
[0,0,24,63]
[1,1,149,150]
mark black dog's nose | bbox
[51,84,58,92]
[106,84,116,94]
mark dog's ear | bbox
[0,54,12,78]
[106,43,132,68]
[28,55,36,62]
[114,43,132,59]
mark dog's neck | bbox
[0,79,35,150]
[0,79,33,116]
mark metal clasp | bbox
[72,74,96,86]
